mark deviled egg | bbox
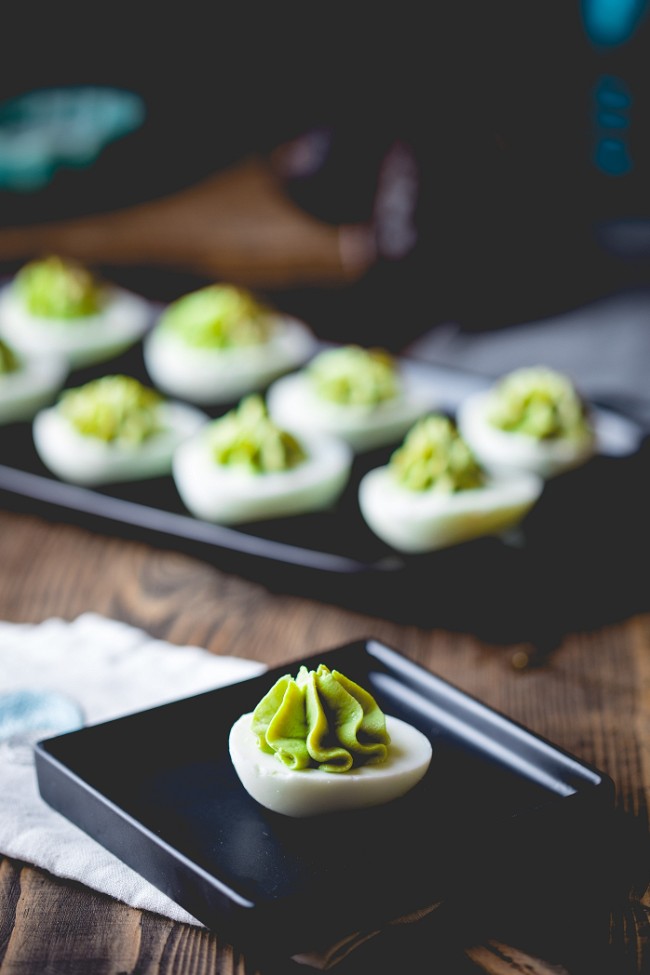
[229,663,432,817]
[0,337,67,424]
[172,394,351,524]
[143,282,316,405]
[456,366,596,479]
[0,255,153,369]
[33,374,207,485]
[266,344,439,452]
[358,413,542,553]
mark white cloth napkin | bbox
[0,612,265,926]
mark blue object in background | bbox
[0,690,83,743]
[581,0,648,45]
[592,75,633,175]
[581,1,646,179]
[0,86,145,192]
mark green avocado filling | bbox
[208,394,306,473]
[308,344,399,406]
[390,413,485,492]
[251,663,391,772]
[15,255,104,319]
[59,375,163,444]
[158,284,274,348]
[487,366,592,441]
[0,339,19,375]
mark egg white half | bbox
[143,316,317,405]
[0,284,153,369]
[0,353,68,424]
[457,389,597,479]
[266,364,439,453]
[32,400,208,485]
[358,464,542,553]
[172,426,352,524]
[229,712,432,817]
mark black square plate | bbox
[0,324,645,640]
[35,639,614,958]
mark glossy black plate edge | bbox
[0,460,541,641]
[363,639,615,805]
[0,462,375,574]
[33,747,253,941]
[33,637,616,958]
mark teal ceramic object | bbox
[0,86,145,191]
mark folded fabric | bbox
[0,612,264,925]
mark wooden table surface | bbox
[0,501,648,975]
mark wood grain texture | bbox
[0,508,648,974]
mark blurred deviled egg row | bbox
[0,255,152,370]
[31,377,354,523]
[142,280,316,405]
[358,364,598,553]
[32,374,208,486]
[172,394,353,524]
[0,335,68,425]
[357,412,543,554]
[28,358,594,556]
[456,365,597,479]
[265,342,440,452]
[6,256,600,553]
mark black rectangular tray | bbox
[1,336,647,640]
[35,638,615,960]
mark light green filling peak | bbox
[15,255,104,319]
[251,663,391,772]
[159,283,274,348]
[209,394,306,473]
[487,366,592,441]
[308,344,399,406]
[59,375,163,444]
[390,413,485,492]
[0,339,19,375]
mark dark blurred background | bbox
[2,3,650,353]
[1,3,650,636]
